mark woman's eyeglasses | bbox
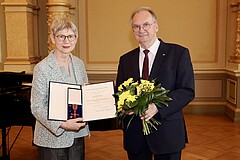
[55,34,76,42]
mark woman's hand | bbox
[60,118,86,131]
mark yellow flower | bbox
[118,90,137,109]
[118,86,123,92]
[117,98,124,107]
[126,94,137,103]
[137,80,154,93]
[118,78,134,91]
[117,101,123,112]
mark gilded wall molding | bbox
[46,0,71,52]
[229,1,240,63]
[47,12,70,52]
[226,78,237,104]
[46,2,71,7]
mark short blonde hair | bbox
[50,17,78,36]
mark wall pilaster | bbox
[1,0,40,72]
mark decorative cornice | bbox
[1,2,39,10]
[46,2,71,8]
[4,56,41,64]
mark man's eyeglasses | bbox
[132,22,154,32]
[55,34,76,42]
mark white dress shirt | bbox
[139,39,161,78]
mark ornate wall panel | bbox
[184,73,227,115]
[78,0,226,75]
[224,72,240,122]
[226,78,237,104]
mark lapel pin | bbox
[162,53,166,56]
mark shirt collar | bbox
[139,38,160,55]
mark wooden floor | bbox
[1,115,240,160]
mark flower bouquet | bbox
[113,78,172,135]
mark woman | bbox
[31,17,89,160]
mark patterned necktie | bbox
[142,49,149,80]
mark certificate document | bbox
[82,81,116,121]
[48,81,116,121]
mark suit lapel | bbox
[132,48,141,80]
[149,40,168,80]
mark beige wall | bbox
[79,0,226,73]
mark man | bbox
[116,7,195,160]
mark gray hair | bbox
[51,17,78,37]
[130,7,157,24]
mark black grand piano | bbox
[0,71,35,160]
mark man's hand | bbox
[140,103,158,121]
[122,109,134,115]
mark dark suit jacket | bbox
[116,39,195,154]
